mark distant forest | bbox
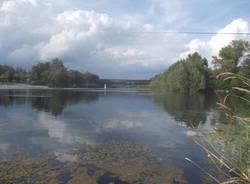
[0,58,100,87]
[150,40,250,93]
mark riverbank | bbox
[0,83,49,90]
[0,83,151,93]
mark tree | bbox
[30,62,50,85]
[28,58,100,87]
[212,40,250,89]
[67,70,85,87]
[48,68,68,87]
[0,65,15,82]
[213,40,249,72]
[239,58,250,77]
[14,68,29,83]
[151,52,212,93]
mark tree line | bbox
[150,40,250,93]
[0,58,100,87]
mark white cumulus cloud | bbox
[0,0,178,78]
[0,0,249,78]
[180,19,250,63]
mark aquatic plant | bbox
[0,141,187,184]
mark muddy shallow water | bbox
[0,141,187,184]
[0,89,226,183]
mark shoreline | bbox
[0,83,49,90]
[0,83,151,92]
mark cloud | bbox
[0,0,250,78]
[0,1,157,78]
[0,0,37,13]
[149,0,189,25]
[180,19,250,63]
[0,0,191,78]
[38,10,114,59]
[104,47,145,60]
[209,19,249,54]
[103,118,143,129]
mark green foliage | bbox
[151,52,212,93]
[0,65,30,83]
[213,40,249,72]
[0,65,15,82]
[213,40,250,90]
[0,58,100,88]
[151,40,250,93]
[150,74,167,93]
[154,91,216,128]
[205,73,250,183]
[239,58,250,79]
[208,123,250,183]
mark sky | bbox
[0,0,250,79]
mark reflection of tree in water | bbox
[0,90,99,116]
[0,91,14,107]
[32,90,99,116]
[154,92,216,127]
[0,90,28,107]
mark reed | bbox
[190,72,250,184]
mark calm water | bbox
[0,89,227,183]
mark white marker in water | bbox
[104,83,107,90]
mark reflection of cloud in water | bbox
[38,113,94,145]
[0,143,10,155]
[184,110,224,137]
[103,118,143,129]
[100,111,163,131]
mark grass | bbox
[189,72,250,184]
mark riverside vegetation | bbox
[150,40,250,93]
[193,73,250,184]
[151,40,250,184]
[0,58,100,88]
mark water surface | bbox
[0,89,226,183]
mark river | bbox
[0,89,228,184]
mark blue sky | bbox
[71,0,250,29]
[0,0,250,79]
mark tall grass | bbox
[214,72,249,184]
[188,72,250,184]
